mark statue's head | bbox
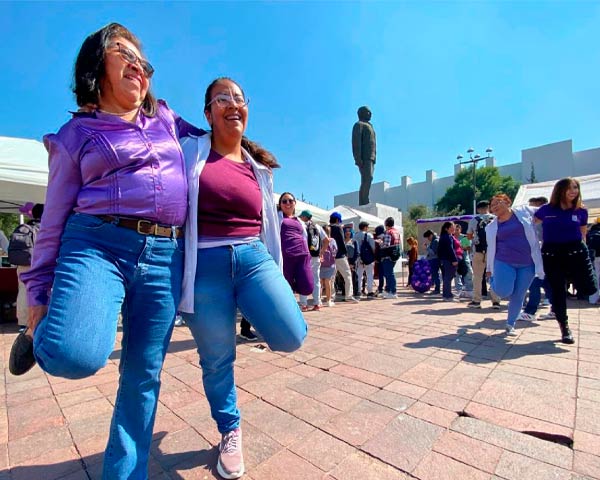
[357,106,372,122]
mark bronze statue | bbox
[352,106,376,205]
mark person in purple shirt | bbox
[278,191,314,306]
[178,78,307,479]
[485,194,544,336]
[8,23,202,479]
[534,177,598,344]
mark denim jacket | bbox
[178,133,282,313]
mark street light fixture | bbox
[456,147,493,214]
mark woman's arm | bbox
[20,134,82,307]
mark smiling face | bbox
[279,193,296,217]
[564,180,580,205]
[204,79,248,141]
[99,36,150,112]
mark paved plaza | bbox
[1,291,599,480]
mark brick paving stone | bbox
[288,363,323,378]
[368,389,416,412]
[344,350,423,378]
[451,417,573,470]
[494,451,572,480]
[497,363,578,396]
[289,429,355,471]
[6,385,55,407]
[10,446,82,480]
[574,430,600,456]
[383,380,427,399]
[421,389,469,412]
[150,427,212,471]
[62,397,114,424]
[6,375,49,395]
[313,388,363,411]
[329,363,393,388]
[55,386,104,409]
[399,357,458,389]
[362,414,443,472]
[328,451,411,480]
[237,421,283,471]
[406,401,458,428]
[576,399,600,436]
[321,399,398,447]
[8,426,74,465]
[153,409,188,435]
[261,388,339,427]
[574,451,600,479]
[464,402,573,440]
[578,386,600,403]
[158,387,204,411]
[249,449,324,480]
[472,369,576,427]
[432,430,503,473]
[413,451,491,480]
[305,356,339,370]
[242,398,314,446]
[240,369,306,398]
[433,363,492,399]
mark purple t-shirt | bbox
[197,150,262,237]
[281,216,309,257]
[535,204,587,243]
[496,214,533,266]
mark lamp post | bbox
[456,147,493,214]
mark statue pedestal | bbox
[357,202,402,229]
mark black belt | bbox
[96,215,183,238]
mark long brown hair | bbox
[549,177,583,209]
[204,77,279,169]
[72,23,157,116]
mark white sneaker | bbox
[345,297,360,303]
[326,300,335,307]
[383,292,398,299]
[539,311,556,320]
[505,326,517,336]
[217,428,244,479]
[517,311,536,322]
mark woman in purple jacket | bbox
[9,23,200,479]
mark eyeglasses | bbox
[206,93,250,109]
[280,198,295,205]
[110,42,154,78]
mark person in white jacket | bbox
[179,77,307,479]
[486,193,544,336]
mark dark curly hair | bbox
[204,77,279,169]
[72,22,157,116]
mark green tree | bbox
[0,213,19,239]
[435,166,520,215]
[402,204,431,248]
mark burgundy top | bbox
[197,149,262,237]
[280,216,309,257]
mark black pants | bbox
[542,241,597,323]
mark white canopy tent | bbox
[0,137,48,213]
[327,205,387,230]
[513,173,600,222]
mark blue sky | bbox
[2,1,600,209]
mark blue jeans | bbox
[183,241,307,433]
[524,277,544,315]
[33,213,183,480]
[490,259,535,327]
[441,260,457,299]
[382,258,397,293]
[428,258,440,293]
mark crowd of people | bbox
[4,21,600,480]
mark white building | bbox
[334,139,600,213]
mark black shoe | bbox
[559,323,575,344]
[467,301,481,309]
[492,302,501,310]
[367,292,376,298]
[240,330,258,341]
[9,332,36,376]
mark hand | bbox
[452,262,458,267]
[27,305,48,336]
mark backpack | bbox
[8,222,39,266]
[306,221,322,257]
[474,216,492,253]
[359,232,375,265]
[321,240,337,268]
